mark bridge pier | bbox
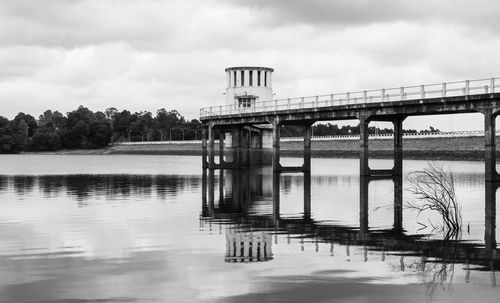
[272,119,314,173]
[202,126,208,169]
[484,109,499,182]
[359,115,406,177]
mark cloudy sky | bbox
[1,0,499,130]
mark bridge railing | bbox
[200,77,499,118]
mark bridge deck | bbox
[201,78,500,124]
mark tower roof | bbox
[225,66,274,72]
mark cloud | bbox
[0,0,498,131]
[222,0,500,33]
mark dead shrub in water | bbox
[406,162,462,235]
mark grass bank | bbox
[104,136,499,161]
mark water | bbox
[0,155,498,302]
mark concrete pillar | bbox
[359,115,370,176]
[208,169,215,216]
[246,128,252,167]
[272,171,280,225]
[272,120,281,172]
[393,117,404,176]
[219,129,225,167]
[219,169,224,203]
[202,126,208,169]
[393,175,403,231]
[208,125,215,169]
[201,168,208,217]
[303,124,312,172]
[485,181,497,254]
[359,176,369,240]
[484,109,497,181]
[231,126,242,167]
[303,170,311,221]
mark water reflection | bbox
[0,174,201,201]
[201,168,499,282]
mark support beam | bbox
[272,119,281,172]
[485,181,497,254]
[359,176,369,240]
[208,125,215,169]
[202,126,208,169]
[219,129,224,167]
[484,109,498,182]
[393,175,403,232]
[359,115,370,176]
[393,117,404,176]
[303,124,312,172]
[304,170,311,221]
[231,126,242,168]
[272,171,280,225]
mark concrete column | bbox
[303,124,312,172]
[202,126,208,169]
[219,169,224,203]
[201,169,208,217]
[303,170,311,221]
[208,169,215,216]
[484,109,497,181]
[393,117,404,176]
[219,129,225,167]
[246,128,252,167]
[359,176,369,240]
[359,115,370,176]
[485,181,497,254]
[272,171,280,225]
[231,126,241,168]
[393,175,403,232]
[272,119,281,172]
[208,125,215,169]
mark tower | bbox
[225,66,274,108]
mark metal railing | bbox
[200,77,499,118]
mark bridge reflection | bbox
[201,168,499,281]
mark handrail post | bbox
[485,85,489,94]
[381,89,385,101]
[330,94,334,106]
[287,98,291,109]
[420,85,425,99]
[219,105,222,115]
[346,92,350,104]
[274,100,278,111]
[363,90,367,103]
[301,97,304,108]
[400,87,404,100]
[442,83,446,97]
[315,95,319,108]
[465,80,470,95]
[491,78,495,93]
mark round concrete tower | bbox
[225,66,274,108]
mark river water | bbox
[0,155,498,302]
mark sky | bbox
[1,0,499,130]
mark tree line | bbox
[0,105,442,153]
[0,106,202,153]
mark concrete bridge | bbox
[200,77,500,180]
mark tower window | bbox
[233,71,237,86]
[257,71,261,86]
[238,97,254,108]
[264,72,268,87]
[241,70,245,86]
[249,71,253,86]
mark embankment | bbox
[107,136,500,161]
